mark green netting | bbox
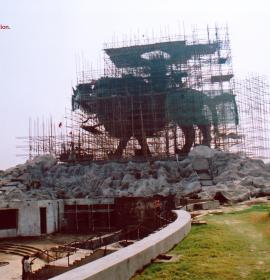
[166,90,239,126]
[73,38,238,130]
[73,86,239,128]
[105,41,218,68]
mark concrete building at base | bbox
[0,200,63,238]
[0,197,147,238]
[0,198,116,238]
[0,196,219,239]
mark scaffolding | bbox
[233,75,270,160]
[17,26,270,162]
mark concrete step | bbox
[198,173,212,180]
[0,243,42,254]
[0,249,26,256]
[32,265,67,280]
[0,243,55,263]
[0,245,38,256]
[0,245,38,254]
[49,249,92,267]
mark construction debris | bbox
[191,220,207,225]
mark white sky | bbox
[0,0,270,170]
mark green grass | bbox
[133,204,270,280]
[227,203,270,214]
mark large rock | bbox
[175,174,201,196]
[201,181,252,203]
[121,173,136,186]
[179,163,194,178]
[26,155,57,171]
[188,145,217,159]
[192,158,209,171]
[5,189,27,200]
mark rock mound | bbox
[0,146,270,203]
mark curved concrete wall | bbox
[50,210,191,280]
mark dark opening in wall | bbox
[40,207,47,234]
[193,203,203,210]
[63,204,114,233]
[0,209,18,229]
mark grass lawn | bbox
[133,204,270,280]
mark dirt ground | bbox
[0,233,94,280]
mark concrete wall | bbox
[0,200,63,237]
[17,200,61,236]
[50,210,191,280]
[64,198,114,205]
[0,198,115,238]
[0,228,17,238]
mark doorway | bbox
[40,207,47,234]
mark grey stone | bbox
[188,145,217,159]
[192,158,209,171]
[200,180,214,186]
[2,146,270,203]
[198,173,211,180]
[177,158,191,168]
[180,163,194,178]
[121,173,135,186]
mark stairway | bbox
[49,249,92,267]
[31,265,69,280]
[192,158,214,186]
[31,249,92,280]
[197,172,214,186]
[0,243,42,257]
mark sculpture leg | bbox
[113,136,130,158]
[197,124,211,146]
[179,125,195,154]
[137,135,151,157]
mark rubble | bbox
[1,146,270,203]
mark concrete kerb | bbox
[49,210,191,280]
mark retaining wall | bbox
[50,209,191,280]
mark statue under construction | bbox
[70,26,239,160]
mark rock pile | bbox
[1,146,270,202]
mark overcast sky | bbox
[0,0,270,170]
